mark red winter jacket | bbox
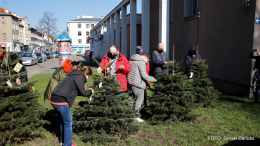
[140,53,151,87]
[146,63,151,87]
[100,51,130,91]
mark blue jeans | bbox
[52,104,73,146]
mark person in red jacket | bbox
[98,45,130,93]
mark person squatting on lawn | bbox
[98,45,131,94]
[51,66,94,146]
[127,53,157,122]
[44,60,83,135]
[250,49,260,103]
[184,46,201,78]
[136,46,151,107]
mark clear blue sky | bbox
[0,0,142,35]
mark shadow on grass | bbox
[82,61,99,67]
[42,109,60,140]
[218,96,249,104]
[222,137,260,146]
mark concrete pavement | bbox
[26,55,98,78]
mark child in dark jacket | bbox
[51,66,94,146]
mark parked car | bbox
[35,52,47,62]
[44,52,52,59]
[85,50,90,55]
[16,52,24,57]
[9,51,24,57]
[21,53,38,65]
[77,51,82,56]
[50,52,58,58]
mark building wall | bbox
[127,24,142,59]
[68,21,98,52]
[0,16,12,42]
[20,18,30,46]
[0,15,20,51]
[164,0,256,96]
[149,0,160,53]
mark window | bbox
[78,39,82,44]
[78,31,81,36]
[86,24,89,28]
[13,34,14,39]
[78,23,81,28]
[3,33,6,39]
[2,17,4,19]
[91,24,94,28]
[2,22,5,28]
[86,31,89,36]
[184,0,198,19]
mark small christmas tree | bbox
[144,61,196,124]
[0,51,48,145]
[73,56,141,143]
[188,59,220,107]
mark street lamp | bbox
[28,24,31,53]
[52,33,55,61]
[41,25,45,68]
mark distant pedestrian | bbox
[89,51,93,61]
[184,46,201,77]
[250,49,260,103]
[152,43,168,75]
[127,53,157,122]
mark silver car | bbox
[50,52,58,58]
[21,53,38,65]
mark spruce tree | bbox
[73,56,141,143]
[144,61,196,124]
[0,51,48,145]
[188,59,220,107]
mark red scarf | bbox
[193,55,195,60]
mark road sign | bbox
[94,36,99,42]
[256,17,260,24]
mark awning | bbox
[0,43,6,47]
[83,45,90,48]
[72,45,77,47]
[78,45,83,48]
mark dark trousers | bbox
[254,92,259,103]
[144,88,148,107]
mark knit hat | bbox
[136,46,143,51]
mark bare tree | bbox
[37,11,58,52]
[60,29,68,35]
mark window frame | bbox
[78,23,81,28]
[86,24,90,28]
[3,33,6,40]
[78,39,82,44]
[86,31,90,36]
[183,0,198,20]
[78,31,82,36]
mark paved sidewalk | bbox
[27,55,98,79]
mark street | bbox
[26,55,94,78]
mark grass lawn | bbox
[19,70,260,146]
